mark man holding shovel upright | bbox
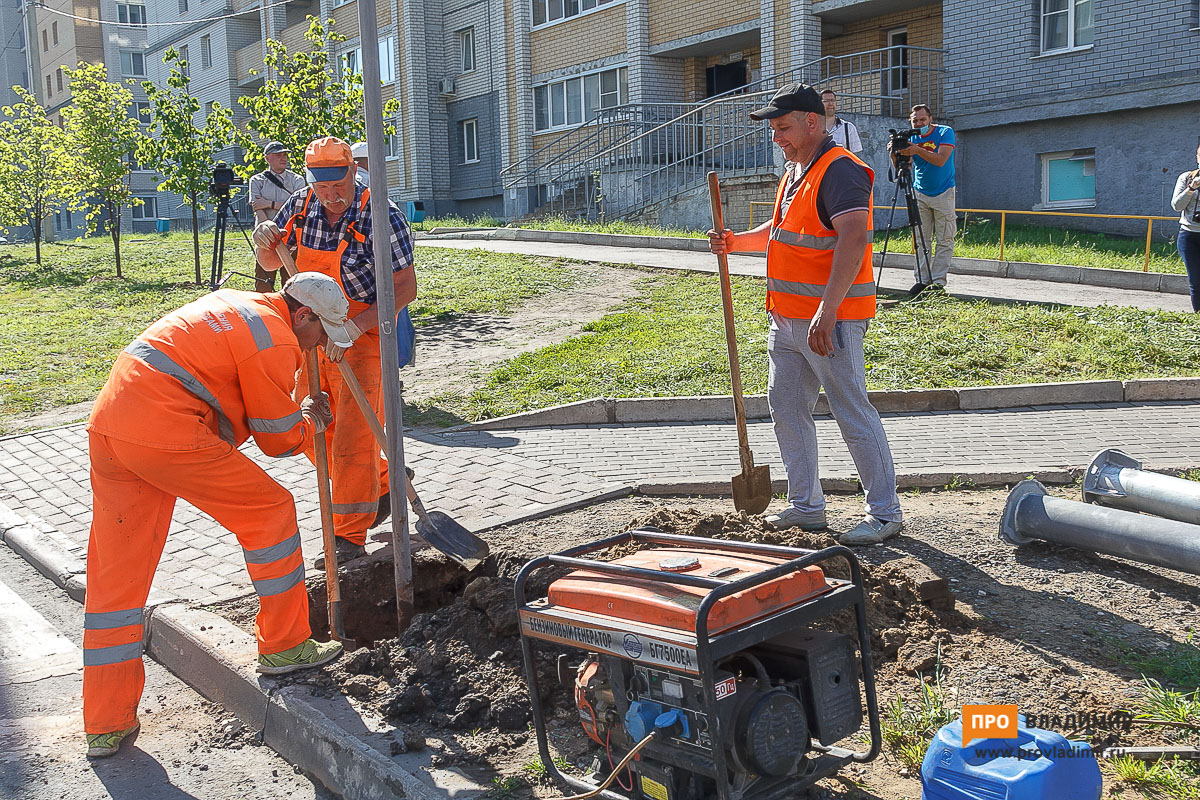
[254,136,417,569]
[83,272,351,758]
[707,82,903,546]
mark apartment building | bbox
[0,0,30,108]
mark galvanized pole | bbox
[1083,448,1200,526]
[356,0,414,631]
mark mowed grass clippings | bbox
[0,236,581,433]
[427,276,1200,423]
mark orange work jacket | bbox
[88,290,315,455]
[766,146,876,320]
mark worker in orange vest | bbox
[82,272,352,758]
[253,137,417,569]
[708,82,903,546]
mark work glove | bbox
[324,317,364,363]
[253,220,283,250]
[301,391,333,433]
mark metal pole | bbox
[1143,217,1153,272]
[357,0,414,631]
[1000,480,1200,576]
[1082,448,1200,526]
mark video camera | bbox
[209,161,245,198]
[887,128,923,174]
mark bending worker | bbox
[83,272,353,758]
[708,82,903,546]
[253,136,417,568]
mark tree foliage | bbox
[0,86,74,266]
[62,62,145,278]
[139,49,232,284]
[234,17,398,178]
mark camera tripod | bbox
[208,188,257,291]
[875,157,934,295]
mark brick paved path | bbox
[4,400,1200,606]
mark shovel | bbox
[708,172,772,515]
[273,245,489,570]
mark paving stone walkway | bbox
[4,399,1200,607]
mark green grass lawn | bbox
[412,271,1200,424]
[880,217,1186,274]
[0,234,581,433]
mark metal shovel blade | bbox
[414,511,490,571]
[732,463,773,515]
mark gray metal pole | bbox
[356,0,414,631]
[1000,480,1200,577]
[1082,448,1200,526]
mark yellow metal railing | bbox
[747,202,1179,272]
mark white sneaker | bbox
[764,507,828,531]
[838,514,903,546]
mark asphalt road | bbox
[0,544,336,800]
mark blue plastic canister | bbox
[921,717,1102,800]
[155,218,170,234]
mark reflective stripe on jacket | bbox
[766,146,876,320]
[87,291,314,455]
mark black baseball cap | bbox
[749,82,825,121]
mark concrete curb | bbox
[423,227,1188,295]
[636,468,1081,496]
[445,379,1200,432]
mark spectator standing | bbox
[351,141,370,185]
[820,89,862,153]
[889,104,956,293]
[1172,142,1200,310]
[248,142,306,291]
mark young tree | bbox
[234,17,397,178]
[62,62,145,278]
[139,49,232,285]
[0,86,74,266]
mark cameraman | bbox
[249,142,306,291]
[888,104,956,293]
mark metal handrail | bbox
[499,103,647,182]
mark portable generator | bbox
[516,527,881,800]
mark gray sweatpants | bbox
[767,313,902,522]
[914,186,957,285]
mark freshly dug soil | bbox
[214,489,1200,799]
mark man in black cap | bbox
[249,142,307,291]
[707,82,903,546]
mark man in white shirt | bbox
[351,141,369,185]
[821,89,862,153]
[248,142,306,291]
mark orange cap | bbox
[304,137,353,182]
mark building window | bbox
[45,73,51,96]
[458,27,475,73]
[461,118,478,163]
[379,36,396,83]
[56,68,62,91]
[132,196,157,219]
[532,0,619,27]
[1041,0,1093,53]
[55,210,61,230]
[120,50,145,77]
[178,0,187,13]
[51,21,58,45]
[130,100,151,121]
[65,208,72,227]
[117,4,147,26]
[41,29,47,52]
[386,121,402,159]
[341,46,362,78]
[200,35,211,69]
[533,66,628,131]
[1040,149,1095,208]
[178,44,189,77]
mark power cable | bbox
[27,0,294,29]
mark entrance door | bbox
[706,60,748,97]
[884,28,908,107]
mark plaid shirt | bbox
[275,184,414,305]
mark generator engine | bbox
[516,528,880,800]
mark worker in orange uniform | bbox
[83,272,354,759]
[253,136,417,569]
[708,83,903,546]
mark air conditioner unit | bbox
[438,78,456,95]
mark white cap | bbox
[282,272,356,347]
[350,141,368,160]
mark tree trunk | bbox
[110,202,122,279]
[33,219,41,267]
[190,194,201,286]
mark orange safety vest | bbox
[87,291,313,455]
[766,146,876,320]
[284,187,375,318]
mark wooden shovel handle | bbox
[707,172,756,473]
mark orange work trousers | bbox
[297,330,388,547]
[83,431,311,735]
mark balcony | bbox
[235,40,263,86]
